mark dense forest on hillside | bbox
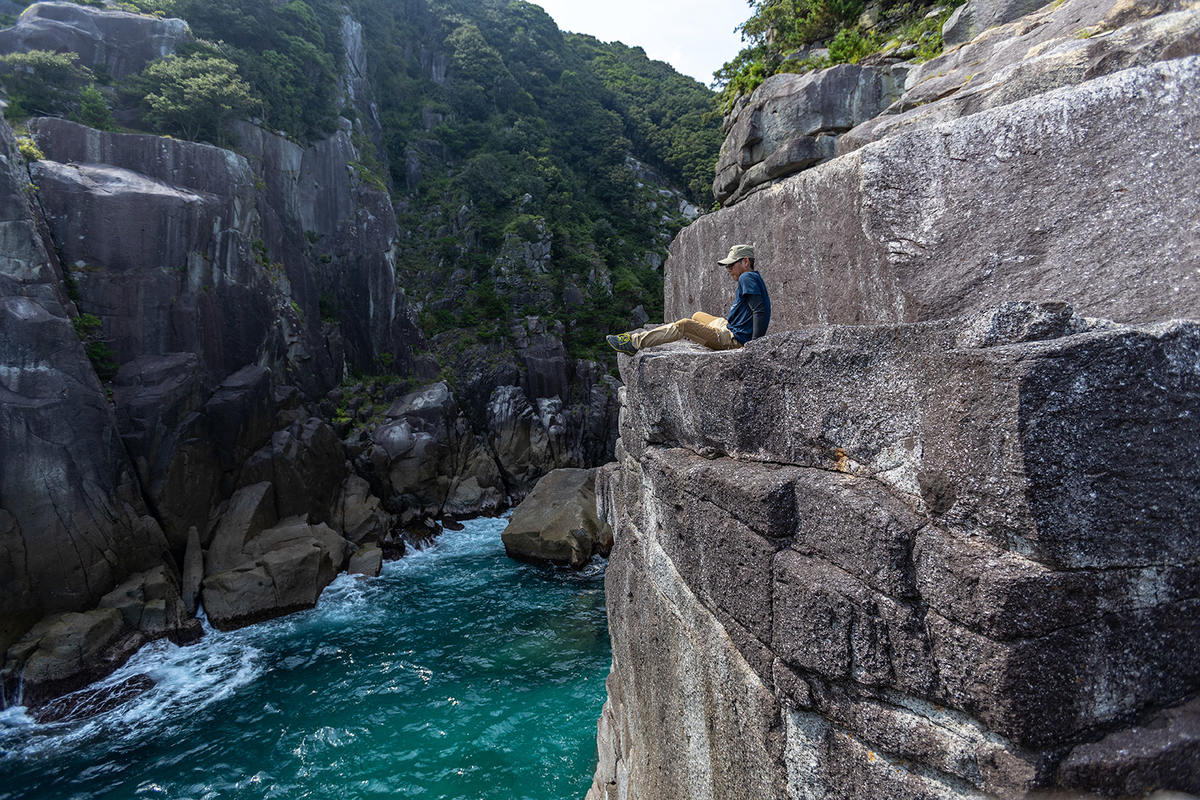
[350,0,721,365]
[0,0,723,376]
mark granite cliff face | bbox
[591,1,1200,797]
[0,3,619,712]
[592,306,1200,798]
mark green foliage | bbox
[828,26,883,64]
[168,0,344,142]
[62,265,80,300]
[72,313,103,337]
[72,313,118,380]
[73,83,116,130]
[716,0,964,110]
[117,0,178,15]
[127,53,256,143]
[16,135,43,161]
[84,341,119,380]
[318,294,339,322]
[0,50,94,120]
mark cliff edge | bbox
[589,3,1200,797]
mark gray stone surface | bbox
[28,120,277,384]
[842,2,1200,154]
[364,381,506,519]
[501,468,604,568]
[0,116,170,658]
[348,544,383,577]
[670,58,1200,331]
[591,303,1200,797]
[0,2,190,80]
[942,0,1054,47]
[201,514,349,631]
[713,64,905,205]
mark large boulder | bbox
[201,483,349,630]
[363,381,506,519]
[841,0,1200,153]
[713,64,906,205]
[669,57,1200,332]
[237,417,349,527]
[0,2,190,80]
[501,468,608,568]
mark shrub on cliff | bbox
[0,50,94,121]
[716,0,964,110]
[125,53,257,144]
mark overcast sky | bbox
[531,0,750,86]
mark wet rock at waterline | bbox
[348,544,384,578]
[2,564,198,709]
[202,512,350,632]
[199,481,351,631]
[502,468,611,569]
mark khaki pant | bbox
[631,312,741,351]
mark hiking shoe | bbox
[606,333,637,355]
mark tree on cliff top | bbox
[0,50,94,120]
[127,53,257,144]
[715,0,963,110]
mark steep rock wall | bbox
[671,57,1200,331]
[591,305,1200,798]
[0,8,424,707]
[0,120,169,657]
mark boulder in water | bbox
[502,468,606,569]
[202,515,349,631]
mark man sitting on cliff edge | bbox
[606,244,771,355]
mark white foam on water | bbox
[0,625,266,760]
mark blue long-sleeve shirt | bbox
[727,271,771,344]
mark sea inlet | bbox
[0,516,611,799]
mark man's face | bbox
[725,257,750,281]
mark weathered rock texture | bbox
[0,116,170,662]
[0,6,417,709]
[674,57,1200,331]
[589,304,1200,799]
[501,468,610,568]
[713,64,907,205]
[0,1,190,80]
[712,0,1200,207]
[842,0,1200,155]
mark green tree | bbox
[0,50,94,120]
[74,84,116,130]
[131,54,257,143]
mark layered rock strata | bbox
[842,0,1200,155]
[713,0,1199,207]
[673,57,1200,331]
[713,64,907,206]
[588,303,1200,799]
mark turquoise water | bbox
[0,517,611,799]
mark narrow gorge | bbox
[0,0,1196,797]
